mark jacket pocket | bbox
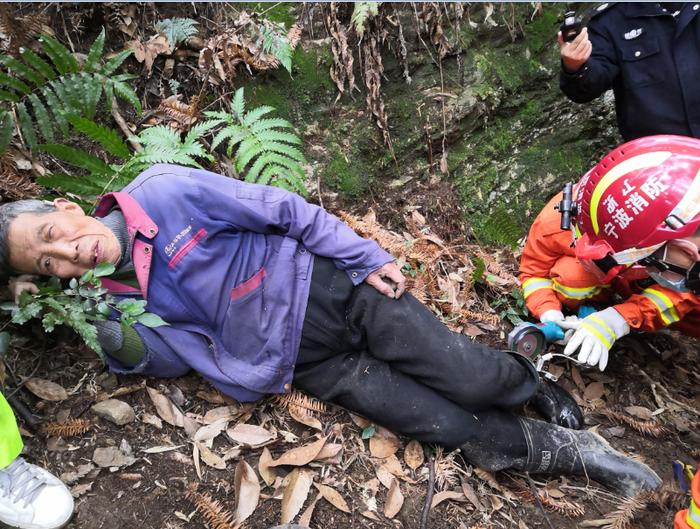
[230,267,266,302]
[620,38,663,88]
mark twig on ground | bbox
[639,369,700,418]
[111,98,143,152]
[6,393,38,430]
[420,453,435,529]
[526,473,557,529]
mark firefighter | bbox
[520,134,700,370]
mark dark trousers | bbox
[293,257,538,453]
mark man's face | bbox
[7,199,122,278]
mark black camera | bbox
[560,11,583,42]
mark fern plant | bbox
[351,2,381,36]
[204,87,307,194]
[155,18,199,48]
[0,29,138,154]
[37,119,216,199]
[260,22,294,73]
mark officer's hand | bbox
[365,262,406,299]
[558,27,592,73]
[540,309,565,325]
[8,275,39,304]
[560,307,629,371]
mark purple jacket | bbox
[97,164,393,401]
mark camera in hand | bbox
[560,11,582,42]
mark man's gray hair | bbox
[0,200,56,277]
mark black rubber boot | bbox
[530,378,584,430]
[460,417,661,497]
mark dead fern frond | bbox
[158,95,200,127]
[185,486,236,529]
[599,408,668,438]
[276,390,328,415]
[602,492,650,529]
[511,478,585,518]
[43,419,92,438]
[433,447,461,491]
[650,483,688,511]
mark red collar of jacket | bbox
[95,192,159,299]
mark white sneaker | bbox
[0,458,73,529]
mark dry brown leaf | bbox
[289,405,322,431]
[227,424,275,447]
[431,490,466,509]
[197,443,226,470]
[147,387,184,427]
[369,427,400,458]
[193,418,229,442]
[259,447,276,486]
[269,436,327,467]
[624,406,653,420]
[384,478,404,519]
[584,382,606,401]
[313,443,343,463]
[571,366,586,392]
[315,483,350,513]
[203,406,239,424]
[460,479,485,511]
[193,444,202,480]
[299,492,320,527]
[375,466,394,490]
[234,460,260,524]
[404,440,424,470]
[25,378,67,401]
[281,468,313,523]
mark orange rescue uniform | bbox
[675,471,700,529]
[519,192,700,337]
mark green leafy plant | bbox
[0,29,138,154]
[37,120,216,199]
[476,207,523,248]
[491,289,529,326]
[1,263,167,359]
[351,2,380,36]
[260,22,294,73]
[205,87,307,194]
[155,18,199,48]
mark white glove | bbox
[559,307,629,371]
[540,309,565,324]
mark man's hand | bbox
[8,275,39,303]
[365,262,406,299]
[558,27,592,73]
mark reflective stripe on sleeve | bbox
[551,279,606,300]
[521,278,553,299]
[581,315,616,349]
[688,498,700,529]
[641,288,680,325]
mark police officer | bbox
[558,3,700,141]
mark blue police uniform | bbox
[560,2,700,141]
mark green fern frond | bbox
[39,144,112,174]
[232,88,246,118]
[37,173,106,196]
[253,129,302,145]
[41,87,69,137]
[155,18,199,47]
[137,126,181,148]
[0,90,19,103]
[0,57,43,87]
[250,117,293,134]
[262,141,305,161]
[67,116,129,159]
[351,2,380,36]
[110,79,141,113]
[0,110,13,153]
[0,71,31,95]
[477,207,523,247]
[19,48,56,81]
[242,106,275,127]
[184,121,218,145]
[260,25,293,73]
[131,148,201,168]
[27,94,54,143]
[38,35,79,75]
[203,110,232,123]
[83,28,105,73]
[16,103,37,151]
[99,49,133,76]
[210,126,243,151]
[236,141,267,172]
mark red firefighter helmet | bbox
[574,135,700,265]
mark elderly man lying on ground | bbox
[0,164,660,511]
